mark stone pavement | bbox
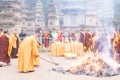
[0,52,120,80]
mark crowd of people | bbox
[0,28,40,72]
[0,29,20,66]
[0,28,120,73]
[38,29,120,63]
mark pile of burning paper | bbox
[52,55,120,77]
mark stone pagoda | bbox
[0,0,22,32]
[35,0,45,30]
[48,0,60,30]
[21,0,35,35]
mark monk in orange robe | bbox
[17,32,40,72]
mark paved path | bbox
[0,52,120,80]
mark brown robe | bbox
[43,32,49,48]
[79,32,84,45]
[114,39,120,62]
[84,32,92,51]
[0,34,10,64]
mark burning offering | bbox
[52,55,120,77]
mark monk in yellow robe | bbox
[18,33,40,73]
[10,30,20,58]
[113,33,120,46]
[34,41,41,66]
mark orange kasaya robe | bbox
[18,36,40,72]
[34,42,41,66]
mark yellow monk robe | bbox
[10,33,17,47]
[10,33,21,58]
[6,34,13,57]
[10,33,20,48]
[113,35,120,46]
[18,36,40,72]
[34,42,40,66]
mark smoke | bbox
[94,26,120,70]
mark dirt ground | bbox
[0,52,120,80]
